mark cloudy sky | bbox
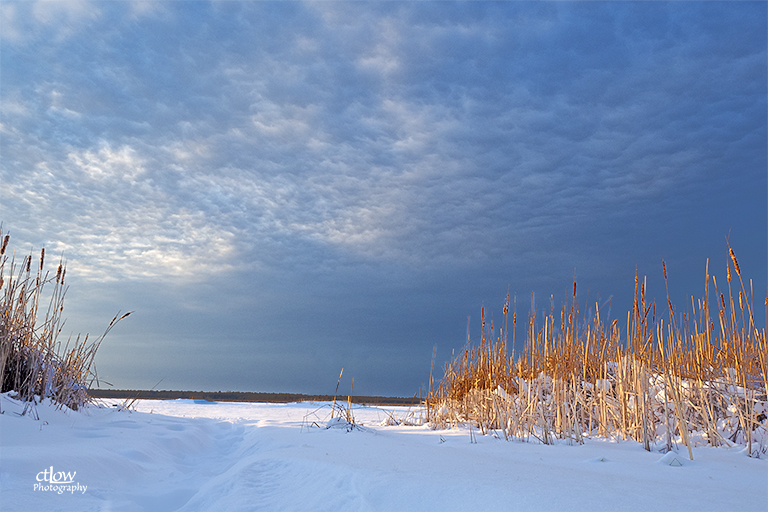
[1,1,766,396]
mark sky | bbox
[1,1,766,397]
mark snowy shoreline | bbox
[1,392,765,512]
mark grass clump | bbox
[0,227,129,413]
[427,243,767,458]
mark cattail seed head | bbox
[40,248,45,271]
[0,234,8,256]
[25,256,31,273]
[663,261,667,280]
[729,247,741,277]
[726,264,731,284]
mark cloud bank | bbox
[1,1,765,395]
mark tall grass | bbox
[427,244,767,458]
[0,228,129,412]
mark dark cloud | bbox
[1,1,765,395]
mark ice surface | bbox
[1,393,765,511]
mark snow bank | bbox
[1,393,765,511]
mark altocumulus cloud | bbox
[0,1,765,395]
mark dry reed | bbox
[427,244,767,458]
[0,227,130,412]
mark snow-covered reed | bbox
[0,228,129,411]
[428,244,767,458]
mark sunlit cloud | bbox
[0,1,764,394]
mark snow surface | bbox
[1,393,766,512]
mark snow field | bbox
[0,393,765,512]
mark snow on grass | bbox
[1,392,765,512]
